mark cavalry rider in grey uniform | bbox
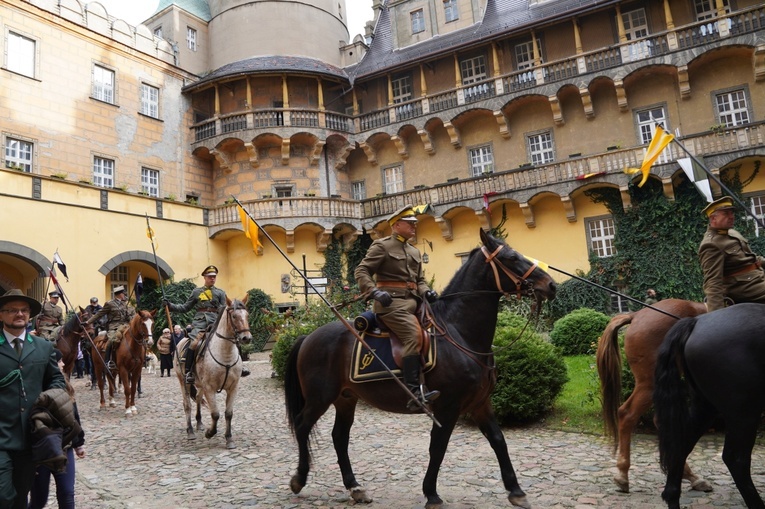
[164,265,250,383]
[36,291,64,340]
[86,286,134,370]
[355,205,440,410]
[698,196,765,311]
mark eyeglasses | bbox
[0,308,31,315]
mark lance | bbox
[232,196,442,427]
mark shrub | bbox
[244,288,276,353]
[269,300,338,378]
[490,311,568,424]
[549,308,610,355]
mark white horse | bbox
[175,296,251,449]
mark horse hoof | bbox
[205,430,216,439]
[125,410,133,417]
[350,486,372,503]
[614,475,629,493]
[691,479,713,492]
[424,495,443,508]
[109,402,116,408]
[289,475,305,494]
[508,494,531,509]
[187,433,196,440]
[226,440,236,450]
[130,406,138,414]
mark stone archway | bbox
[97,251,174,280]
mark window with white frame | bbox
[747,194,765,237]
[92,64,115,104]
[383,165,403,194]
[514,39,542,70]
[274,185,294,198]
[92,156,114,188]
[391,75,412,104]
[141,167,160,197]
[611,293,630,313]
[715,89,750,127]
[109,266,128,297]
[187,27,197,51]
[5,31,36,78]
[5,137,33,172]
[153,26,163,39]
[622,8,649,40]
[587,217,616,258]
[636,106,668,144]
[444,0,459,22]
[140,83,160,118]
[526,131,555,165]
[694,0,730,20]
[469,145,494,176]
[460,55,487,85]
[411,10,425,33]
[351,180,366,200]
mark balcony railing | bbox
[211,197,363,227]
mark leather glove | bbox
[425,290,438,303]
[371,290,392,307]
[162,299,171,309]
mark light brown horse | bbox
[175,297,251,449]
[116,309,155,416]
[54,307,94,379]
[596,298,712,493]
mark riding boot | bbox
[185,348,196,384]
[403,355,440,411]
[237,344,250,377]
[105,343,116,370]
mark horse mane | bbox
[61,310,85,335]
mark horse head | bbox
[132,309,155,346]
[478,229,556,308]
[225,295,252,345]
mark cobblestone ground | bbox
[41,352,762,508]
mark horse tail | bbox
[654,316,696,474]
[596,312,633,449]
[285,335,308,437]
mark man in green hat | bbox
[35,291,63,340]
[0,289,66,508]
[355,205,440,410]
[86,286,135,370]
[699,196,765,311]
[164,265,250,383]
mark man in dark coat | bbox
[699,196,765,311]
[355,205,439,410]
[0,289,66,508]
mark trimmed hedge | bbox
[550,307,610,355]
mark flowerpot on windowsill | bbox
[568,153,582,158]
[518,163,533,169]
[50,173,67,180]
[413,185,427,190]
[330,194,342,198]
[446,177,459,183]
[606,145,619,151]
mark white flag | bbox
[53,251,69,281]
[678,158,713,203]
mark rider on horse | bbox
[86,286,134,370]
[354,205,439,410]
[164,265,250,383]
[36,291,64,341]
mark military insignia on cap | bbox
[201,265,219,276]
[387,205,418,226]
[702,196,736,217]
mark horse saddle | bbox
[349,310,436,383]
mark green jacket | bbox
[0,331,66,451]
[168,285,227,338]
[698,226,765,311]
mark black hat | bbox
[0,289,42,317]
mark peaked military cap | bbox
[0,289,42,317]
[702,196,736,217]
[113,285,126,294]
[48,291,60,298]
[202,265,219,276]
[387,205,418,226]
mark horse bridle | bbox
[481,245,538,299]
[213,304,250,344]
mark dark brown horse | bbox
[91,331,117,410]
[116,309,155,416]
[596,298,712,493]
[284,230,557,509]
[54,307,94,379]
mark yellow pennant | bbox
[237,205,262,253]
[525,256,550,273]
[146,227,158,251]
[624,125,674,187]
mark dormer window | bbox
[411,10,425,34]
[444,0,458,22]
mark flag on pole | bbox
[575,171,607,181]
[678,157,713,203]
[482,192,498,210]
[134,273,144,305]
[412,204,432,215]
[48,268,65,300]
[146,226,158,251]
[524,256,550,273]
[237,205,262,253]
[53,251,69,281]
[624,125,675,187]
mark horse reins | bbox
[204,303,250,392]
[481,245,538,299]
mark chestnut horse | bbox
[596,298,711,493]
[54,307,94,379]
[115,309,154,416]
[175,297,251,449]
[284,230,557,509]
[655,304,765,509]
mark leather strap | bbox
[377,281,417,290]
[726,260,762,277]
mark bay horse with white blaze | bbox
[596,298,711,493]
[655,303,765,509]
[115,309,155,416]
[284,230,556,509]
[175,296,251,449]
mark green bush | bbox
[490,311,568,423]
[549,308,610,355]
[244,288,276,353]
[269,300,338,378]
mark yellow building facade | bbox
[1,0,764,311]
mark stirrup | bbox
[241,367,250,377]
[185,372,195,384]
[107,361,116,370]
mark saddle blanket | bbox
[349,332,436,383]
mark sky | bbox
[95,0,372,39]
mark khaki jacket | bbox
[87,298,135,332]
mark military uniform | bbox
[87,297,134,342]
[699,226,765,311]
[168,285,227,343]
[36,297,63,341]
